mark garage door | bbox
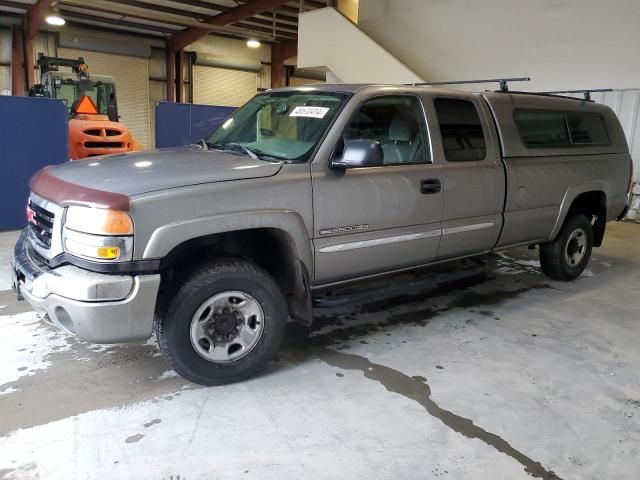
[193,66,256,107]
[59,48,151,149]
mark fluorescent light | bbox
[246,38,261,48]
[45,14,66,26]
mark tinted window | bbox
[434,98,487,162]
[514,109,610,148]
[513,110,570,148]
[567,114,609,144]
[343,96,430,165]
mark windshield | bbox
[53,77,116,117]
[206,90,349,163]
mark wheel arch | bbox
[148,211,313,325]
[549,183,609,247]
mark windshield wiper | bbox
[227,143,259,160]
[205,142,282,163]
[206,141,256,159]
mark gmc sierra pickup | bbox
[12,84,633,385]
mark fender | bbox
[548,181,610,241]
[142,209,314,277]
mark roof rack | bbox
[410,77,530,92]
[538,89,613,101]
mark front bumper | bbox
[11,229,161,343]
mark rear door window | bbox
[434,98,487,162]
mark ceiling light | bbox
[246,38,261,48]
[45,14,66,26]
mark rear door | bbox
[425,93,505,259]
[311,93,443,284]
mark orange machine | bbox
[29,53,142,160]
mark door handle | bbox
[420,178,441,194]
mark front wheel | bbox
[540,214,593,281]
[155,258,288,386]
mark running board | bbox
[312,259,488,309]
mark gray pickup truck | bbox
[12,84,633,385]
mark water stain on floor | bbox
[318,348,562,480]
[125,433,145,444]
[144,418,162,428]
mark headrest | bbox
[389,114,414,142]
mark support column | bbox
[176,49,184,103]
[11,26,25,96]
[271,42,284,88]
[166,47,175,102]
[24,37,35,91]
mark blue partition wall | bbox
[155,102,236,148]
[0,96,68,230]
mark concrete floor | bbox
[0,222,639,480]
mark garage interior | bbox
[1,1,639,479]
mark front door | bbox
[312,94,443,285]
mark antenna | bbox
[538,89,613,101]
[410,77,530,92]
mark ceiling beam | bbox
[60,10,179,34]
[168,0,292,51]
[166,0,299,23]
[81,0,297,33]
[0,0,29,11]
[26,0,56,40]
[91,0,204,20]
[303,0,331,9]
[59,3,199,27]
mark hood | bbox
[45,146,283,197]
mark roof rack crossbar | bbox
[410,77,530,92]
[538,88,613,101]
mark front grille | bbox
[83,129,124,137]
[29,200,55,248]
[84,141,123,148]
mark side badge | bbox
[319,224,369,235]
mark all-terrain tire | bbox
[540,214,593,281]
[155,258,288,386]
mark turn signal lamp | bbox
[96,246,121,259]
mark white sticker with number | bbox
[289,106,330,119]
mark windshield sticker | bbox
[289,106,330,119]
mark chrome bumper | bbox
[11,229,160,343]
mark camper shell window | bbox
[514,109,611,148]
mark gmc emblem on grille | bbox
[26,205,37,225]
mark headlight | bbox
[65,206,133,235]
[63,206,134,262]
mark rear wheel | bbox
[155,258,287,386]
[540,214,593,281]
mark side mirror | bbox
[330,139,384,170]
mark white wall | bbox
[358,0,640,91]
[298,8,422,83]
